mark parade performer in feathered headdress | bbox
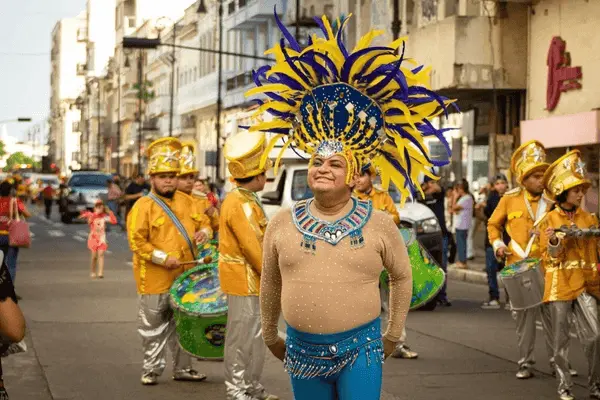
[255,11,454,399]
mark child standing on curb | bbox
[79,199,116,279]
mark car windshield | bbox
[291,170,313,201]
[69,174,110,187]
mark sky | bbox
[0,0,86,143]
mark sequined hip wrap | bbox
[551,293,600,394]
[285,318,383,379]
[137,293,191,376]
[224,295,266,400]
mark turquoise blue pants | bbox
[285,318,383,400]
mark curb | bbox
[447,265,505,288]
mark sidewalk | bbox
[445,247,505,289]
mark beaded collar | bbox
[292,197,372,253]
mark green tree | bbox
[0,140,6,158]
[3,152,39,172]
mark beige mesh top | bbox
[259,199,413,346]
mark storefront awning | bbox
[521,110,600,148]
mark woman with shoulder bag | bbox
[0,245,27,400]
[0,182,31,290]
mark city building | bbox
[49,12,87,175]
[520,0,600,213]
[334,0,528,185]
[77,0,117,172]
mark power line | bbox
[0,52,49,56]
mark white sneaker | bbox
[481,300,501,310]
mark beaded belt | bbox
[284,322,383,380]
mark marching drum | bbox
[170,263,227,360]
[500,258,545,311]
[381,228,446,310]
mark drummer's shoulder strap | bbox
[148,192,196,258]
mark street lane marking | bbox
[48,230,65,237]
[73,236,86,242]
[52,223,62,228]
[28,222,36,227]
[77,230,88,237]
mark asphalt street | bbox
[1,206,591,400]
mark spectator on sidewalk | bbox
[123,175,150,220]
[478,174,509,309]
[106,179,124,231]
[421,176,452,307]
[451,180,473,269]
[445,184,457,265]
[0,182,31,287]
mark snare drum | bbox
[500,258,544,310]
[170,264,227,360]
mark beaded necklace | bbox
[292,197,372,254]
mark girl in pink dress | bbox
[79,200,117,279]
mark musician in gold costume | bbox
[127,137,209,386]
[487,140,556,379]
[539,150,600,400]
[354,163,418,360]
[176,141,218,233]
[218,131,277,400]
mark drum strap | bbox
[511,194,549,259]
[148,192,196,258]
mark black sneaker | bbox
[438,298,452,307]
[0,386,9,400]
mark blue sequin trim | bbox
[292,198,372,252]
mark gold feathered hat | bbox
[511,140,549,184]
[543,149,590,199]
[146,137,182,175]
[243,11,455,203]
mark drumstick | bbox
[179,260,201,266]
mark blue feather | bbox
[274,7,301,52]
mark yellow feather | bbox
[259,134,286,169]
[245,84,294,97]
[248,120,291,132]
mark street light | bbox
[0,118,32,124]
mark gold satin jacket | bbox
[539,207,600,302]
[127,191,211,294]
[354,188,400,226]
[487,188,552,266]
[218,188,267,296]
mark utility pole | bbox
[137,51,144,174]
[96,79,102,170]
[295,0,301,42]
[215,0,223,180]
[86,83,91,169]
[116,63,122,176]
[168,22,177,137]
[392,0,401,41]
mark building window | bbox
[194,67,198,81]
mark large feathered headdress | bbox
[246,12,455,203]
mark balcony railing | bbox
[226,71,253,91]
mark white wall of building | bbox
[57,13,87,100]
[87,0,117,76]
